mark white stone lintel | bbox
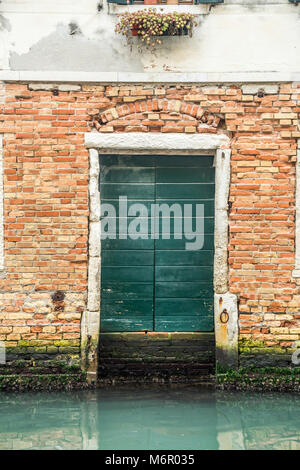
[85,132,230,151]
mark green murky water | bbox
[0,388,299,450]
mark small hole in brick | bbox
[52,290,65,303]
[257,89,265,98]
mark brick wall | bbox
[0,82,300,367]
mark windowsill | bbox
[108,4,211,15]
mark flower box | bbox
[116,9,197,52]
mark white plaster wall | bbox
[0,1,300,74]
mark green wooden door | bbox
[100,155,215,332]
[100,155,155,332]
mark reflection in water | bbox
[0,389,299,450]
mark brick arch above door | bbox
[91,98,225,134]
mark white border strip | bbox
[214,149,231,294]
[0,70,299,84]
[293,143,300,278]
[81,148,101,381]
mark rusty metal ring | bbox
[220,309,229,324]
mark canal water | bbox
[0,388,299,450]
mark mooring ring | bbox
[220,309,229,324]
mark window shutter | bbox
[194,0,224,4]
[107,0,133,4]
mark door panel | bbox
[101,183,155,200]
[101,238,154,250]
[156,183,215,199]
[155,266,213,282]
[100,154,215,332]
[100,155,155,332]
[102,266,154,282]
[156,199,215,215]
[155,281,213,299]
[155,217,214,235]
[101,300,154,332]
[156,167,215,183]
[154,155,215,332]
[102,250,153,266]
[155,317,214,332]
[102,282,154,299]
[155,250,214,266]
[100,167,155,183]
[155,235,214,250]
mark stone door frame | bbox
[82,132,238,382]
